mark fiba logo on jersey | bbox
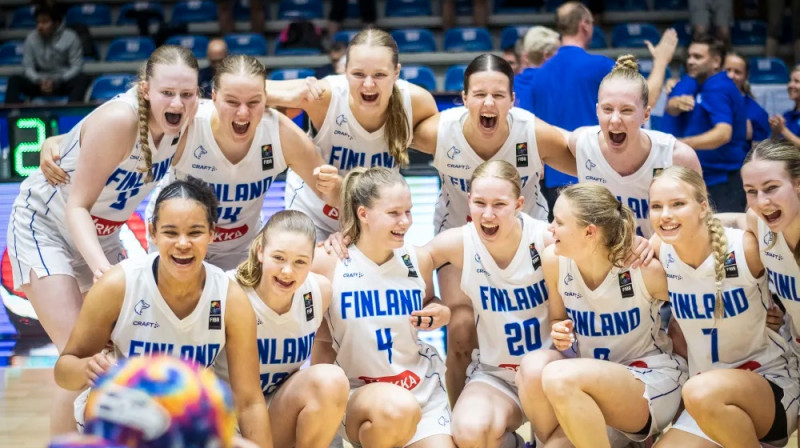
[261,145,274,171]
[618,271,634,298]
[323,204,340,220]
[724,251,739,278]
[193,146,208,159]
[303,292,314,321]
[515,143,528,167]
[208,300,221,330]
[585,159,596,171]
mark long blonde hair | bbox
[654,167,728,320]
[137,45,198,182]
[559,183,636,267]
[235,210,317,287]
[340,166,408,244]
[346,28,411,167]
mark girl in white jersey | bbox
[649,166,799,447]
[7,45,199,435]
[143,55,340,270]
[516,183,686,448]
[571,54,701,238]
[54,178,271,447]
[421,160,552,448]
[312,167,454,448]
[412,54,576,406]
[739,140,800,447]
[214,210,349,448]
[264,28,439,241]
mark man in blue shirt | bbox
[514,26,560,112]
[666,35,748,212]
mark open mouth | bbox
[165,112,182,125]
[232,121,250,135]
[479,113,498,130]
[171,255,194,265]
[481,223,499,236]
[274,276,295,288]
[361,93,378,103]
[763,209,782,224]
[390,230,405,239]
[608,131,626,145]
[659,222,680,234]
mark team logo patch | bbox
[516,142,528,167]
[618,271,634,298]
[336,114,347,126]
[665,253,676,268]
[303,292,314,321]
[564,273,574,285]
[208,300,222,330]
[134,299,150,316]
[261,144,274,171]
[724,251,739,278]
[401,254,418,278]
[193,145,207,159]
[585,159,596,171]
[763,231,774,246]
[447,146,461,160]
[529,243,541,270]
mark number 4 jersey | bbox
[328,245,446,403]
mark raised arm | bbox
[644,28,678,109]
[265,78,331,129]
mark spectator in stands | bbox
[216,0,265,35]
[666,34,747,212]
[442,0,487,30]
[199,38,228,98]
[327,0,376,37]
[766,0,800,65]
[4,3,91,104]
[316,41,347,78]
[514,25,559,112]
[688,0,732,46]
[769,65,800,146]
[724,51,770,145]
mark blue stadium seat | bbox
[106,37,156,62]
[654,0,687,9]
[269,68,315,80]
[117,2,164,25]
[89,74,137,102]
[333,30,359,45]
[346,0,361,18]
[604,0,648,11]
[444,27,493,52]
[749,57,790,84]
[10,6,36,29]
[275,41,322,55]
[66,4,112,26]
[0,77,7,104]
[611,23,661,48]
[385,0,432,17]
[732,20,767,46]
[455,0,472,14]
[224,33,268,56]
[674,20,692,46]
[444,64,467,92]
[391,29,437,53]
[401,65,436,91]
[234,0,269,20]
[500,26,528,50]
[0,41,24,66]
[278,0,324,19]
[590,25,607,49]
[498,0,540,13]
[171,0,217,26]
[165,35,209,59]
[637,58,672,80]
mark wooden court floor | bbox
[2,363,799,448]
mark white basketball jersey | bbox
[147,100,287,266]
[328,245,445,404]
[757,218,800,356]
[661,228,792,377]
[215,272,324,396]
[460,213,551,383]
[284,75,413,237]
[575,126,675,237]
[558,258,678,369]
[433,107,547,233]
[110,252,229,367]
[17,88,179,243]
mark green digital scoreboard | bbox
[7,113,59,178]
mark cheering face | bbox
[345,45,399,114]
[143,63,200,135]
[149,198,214,279]
[742,159,800,233]
[549,197,588,258]
[686,43,719,82]
[258,230,314,299]
[723,54,747,93]
[596,78,649,151]
[463,70,514,138]
[212,72,267,143]
[648,177,708,244]
[788,70,800,103]
[358,183,413,249]
[468,176,523,244]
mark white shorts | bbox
[465,362,526,425]
[8,204,125,293]
[284,170,338,242]
[74,387,91,431]
[618,362,688,442]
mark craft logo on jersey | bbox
[303,292,314,321]
[585,159,596,171]
[261,145,274,171]
[529,243,541,270]
[653,168,664,177]
[724,251,739,278]
[134,299,150,316]
[564,272,574,285]
[618,271,634,298]
[516,143,528,167]
[208,299,221,330]
[336,114,347,126]
[401,254,418,278]
[447,146,461,160]
[323,204,340,220]
[194,145,208,159]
